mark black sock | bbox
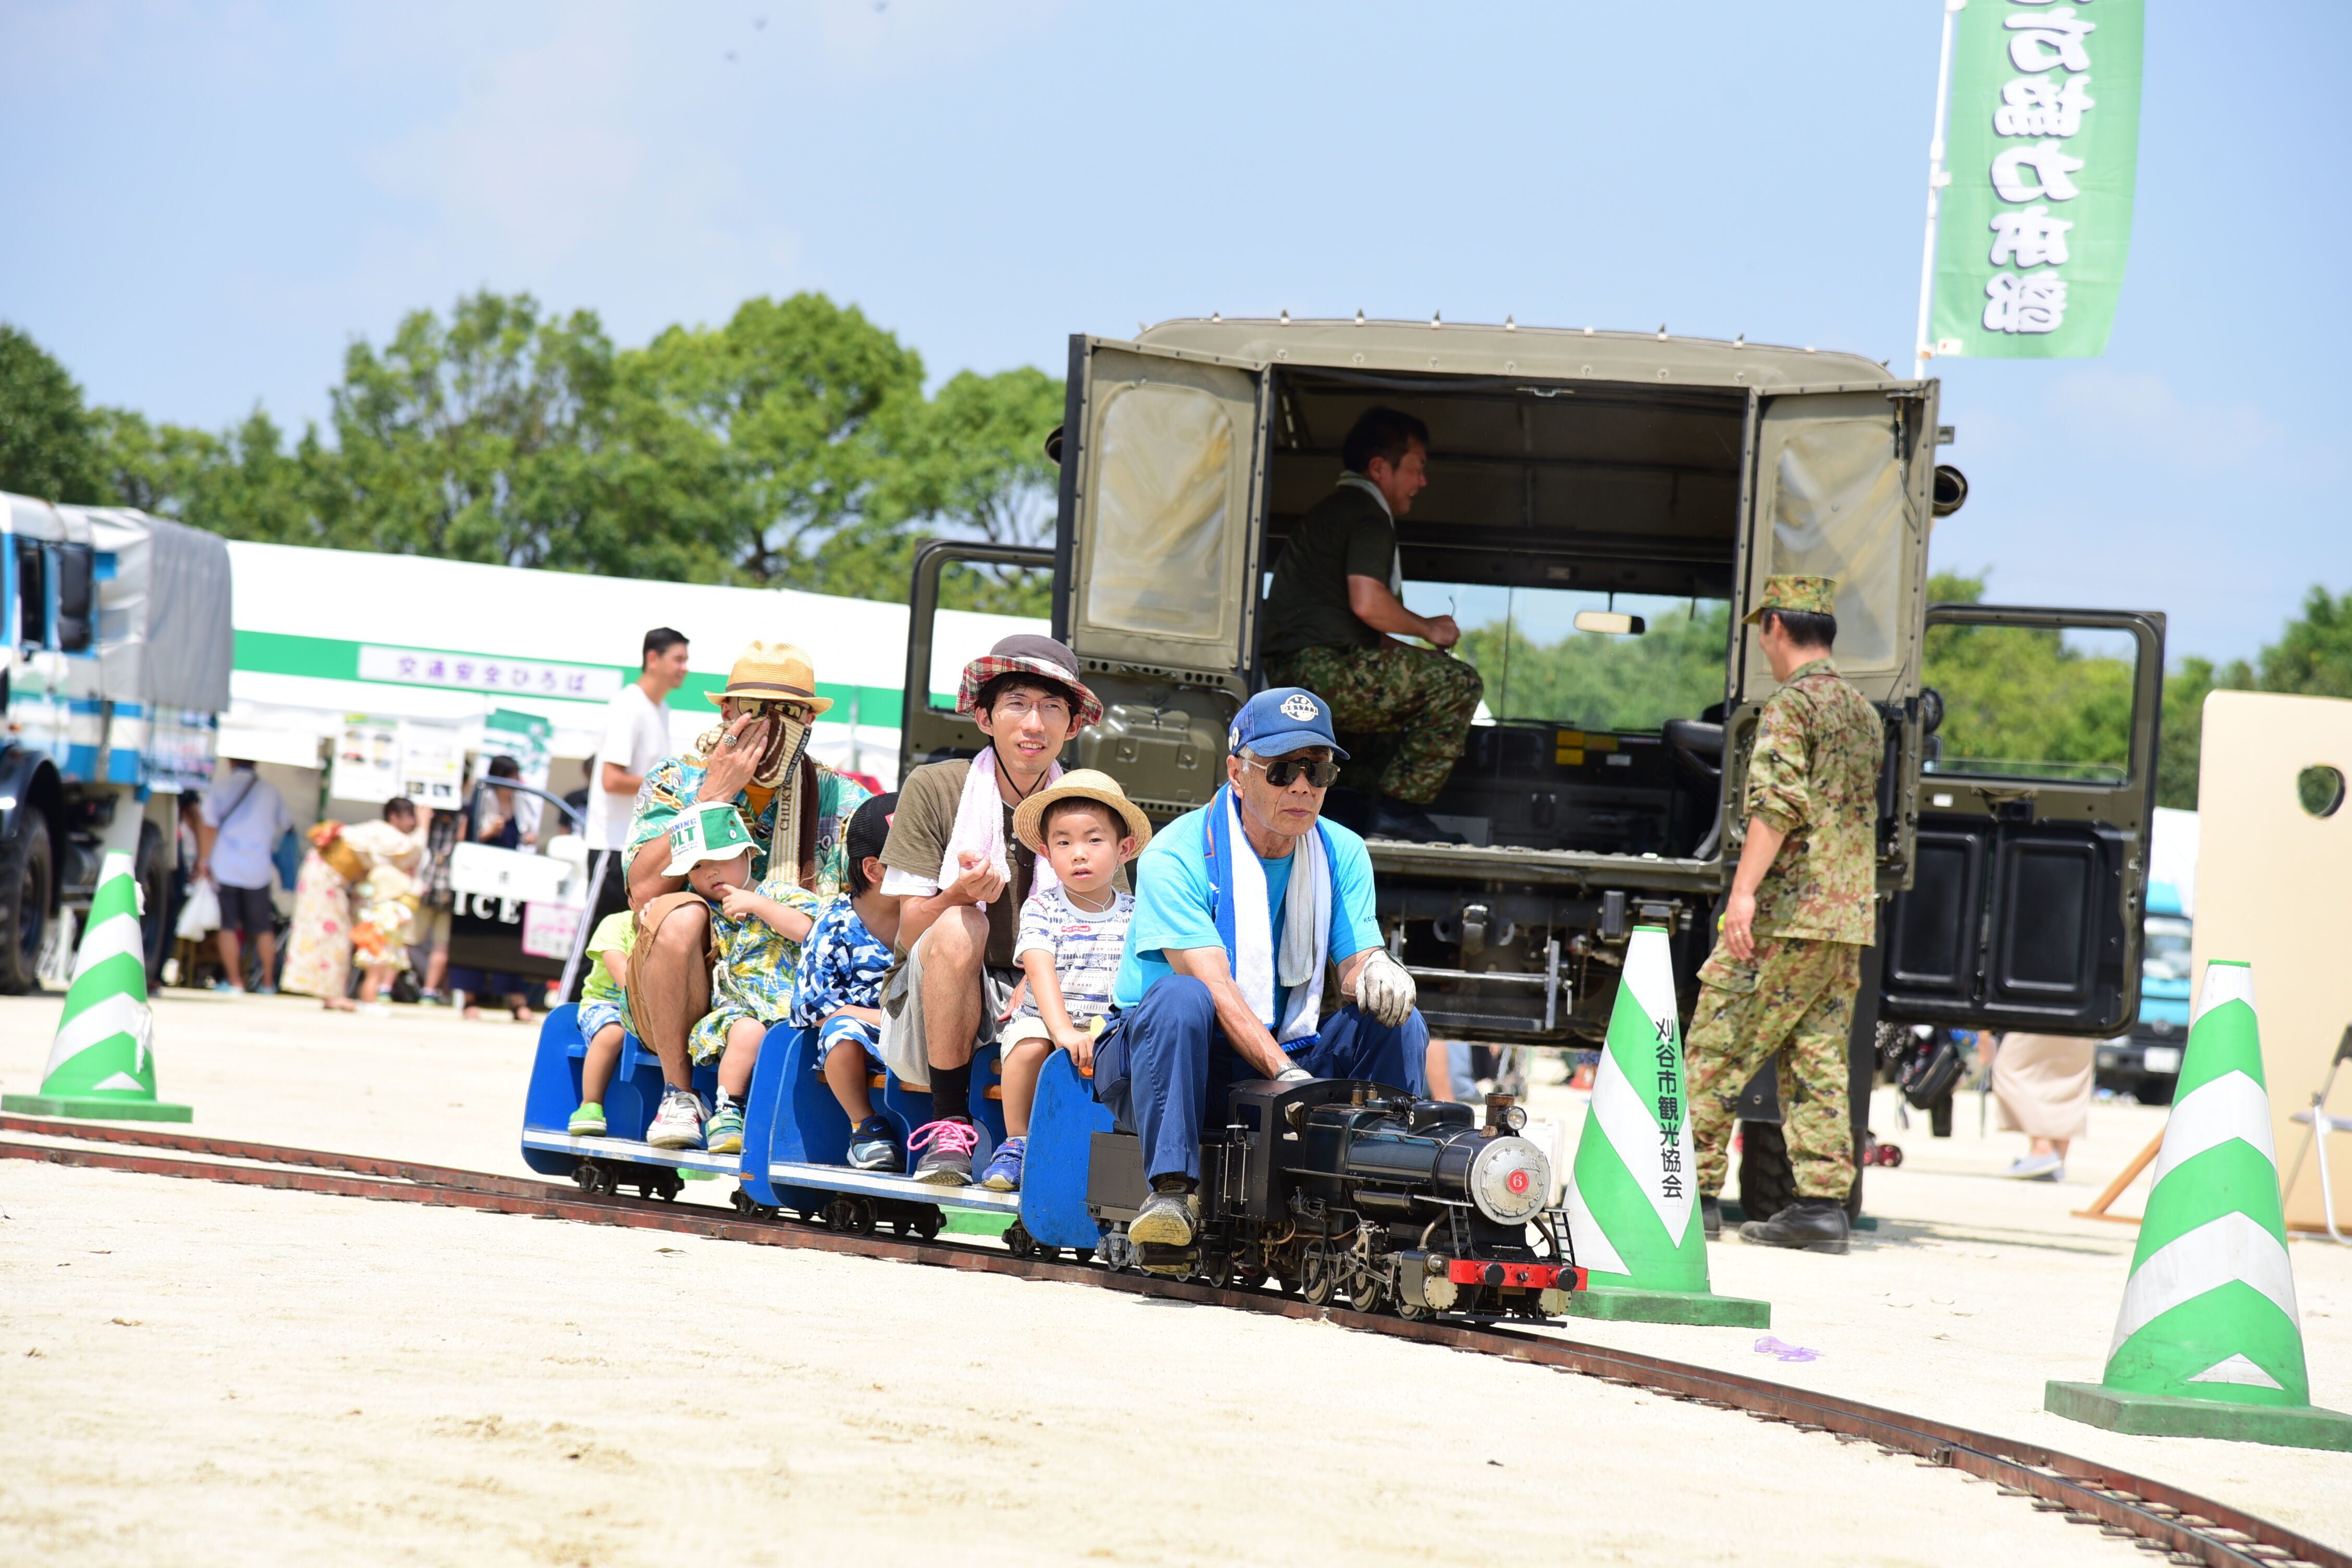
[931,1062,972,1124]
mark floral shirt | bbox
[708,874,824,1025]
[787,897,894,1027]
[628,753,868,900]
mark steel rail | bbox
[4,1118,2341,1568]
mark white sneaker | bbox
[2003,1152,2063,1181]
[647,1089,708,1150]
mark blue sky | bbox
[3,1,2342,668]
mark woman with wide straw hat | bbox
[620,641,871,1152]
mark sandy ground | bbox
[3,988,2349,1565]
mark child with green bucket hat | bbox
[635,802,819,1153]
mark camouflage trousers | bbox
[1271,642,1484,805]
[1686,935,1862,1200]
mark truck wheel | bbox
[1736,1119,1796,1222]
[136,820,171,982]
[0,807,54,995]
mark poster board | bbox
[2190,691,2352,1235]
[329,715,402,804]
[398,721,466,809]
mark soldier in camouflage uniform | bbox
[1260,407,1484,840]
[1685,574,1883,1255]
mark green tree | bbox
[0,324,101,501]
[1922,571,2140,781]
[2252,585,2352,697]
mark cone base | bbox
[1561,1284,1771,1328]
[2,1093,193,1123]
[2044,1381,2352,1452]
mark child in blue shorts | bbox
[568,908,635,1136]
[788,793,901,1170]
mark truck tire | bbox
[0,806,55,995]
[136,820,171,981]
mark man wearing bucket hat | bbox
[1092,686,1427,1253]
[875,633,1103,1184]
[622,641,869,1151]
[1685,575,1882,1255]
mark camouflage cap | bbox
[663,801,756,877]
[1743,574,1839,625]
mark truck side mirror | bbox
[55,543,95,652]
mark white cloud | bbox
[2042,367,2285,472]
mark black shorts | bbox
[216,883,277,936]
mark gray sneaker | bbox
[647,1088,707,1151]
[908,1120,977,1185]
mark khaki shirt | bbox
[1745,657,1883,945]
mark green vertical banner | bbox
[1931,1,2142,359]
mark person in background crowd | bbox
[194,757,294,993]
[1988,1031,2093,1181]
[788,794,903,1171]
[448,755,538,1022]
[566,627,689,1001]
[875,634,1099,1185]
[624,643,869,1149]
[282,797,427,1011]
[411,799,463,1002]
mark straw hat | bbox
[1013,768,1154,854]
[707,640,832,715]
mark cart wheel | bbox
[730,1190,756,1215]
[796,1206,818,1225]
[912,1208,942,1242]
[892,1218,911,1238]
[850,1197,878,1235]
[823,1196,857,1232]
[1071,1246,1095,1266]
[1004,1221,1037,1259]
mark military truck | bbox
[899,317,2165,1209]
[3,493,234,992]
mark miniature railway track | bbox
[5,1112,2341,1568]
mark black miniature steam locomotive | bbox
[1086,1077,1584,1320]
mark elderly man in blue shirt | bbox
[1092,687,1426,1248]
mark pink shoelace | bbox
[906,1120,979,1157]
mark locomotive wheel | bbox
[1344,1271,1389,1315]
[1299,1246,1337,1307]
[1396,1298,1432,1322]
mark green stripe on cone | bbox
[2047,959,2351,1450]
[1560,925,1769,1328]
[3,851,192,1124]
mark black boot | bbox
[1701,1196,1722,1241]
[1371,795,1466,844]
[1738,1198,1851,1255]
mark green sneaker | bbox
[568,1101,607,1137]
[706,1102,746,1156]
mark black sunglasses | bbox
[1244,755,1342,789]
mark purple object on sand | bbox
[1754,1335,1821,1363]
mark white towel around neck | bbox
[939,746,1061,911]
[1223,789,1329,1044]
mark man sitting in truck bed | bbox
[1260,407,1484,843]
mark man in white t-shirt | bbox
[195,759,294,993]
[560,628,689,1000]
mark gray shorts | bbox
[877,920,1019,1091]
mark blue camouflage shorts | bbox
[814,1013,886,1075]
[578,999,627,1043]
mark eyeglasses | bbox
[990,693,1071,722]
[1243,755,1342,789]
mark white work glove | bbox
[1275,1065,1315,1084]
[1353,948,1417,1028]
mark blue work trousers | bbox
[1094,975,1428,1184]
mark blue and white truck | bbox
[2,492,234,991]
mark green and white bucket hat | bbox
[663,802,756,877]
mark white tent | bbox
[223,542,1043,791]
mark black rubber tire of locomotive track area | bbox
[1,1113,2344,1568]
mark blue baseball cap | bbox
[1229,687,1350,760]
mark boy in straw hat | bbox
[622,642,866,1153]
[981,770,1152,1192]
[631,801,820,1152]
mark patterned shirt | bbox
[1744,657,1884,945]
[707,874,823,1024]
[1013,885,1135,1025]
[788,897,894,1027]
[629,753,868,900]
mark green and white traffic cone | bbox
[3,851,192,1123]
[2047,960,2350,1450]
[1559,924,1769,1327]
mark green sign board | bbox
[1931,1,2143,360]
